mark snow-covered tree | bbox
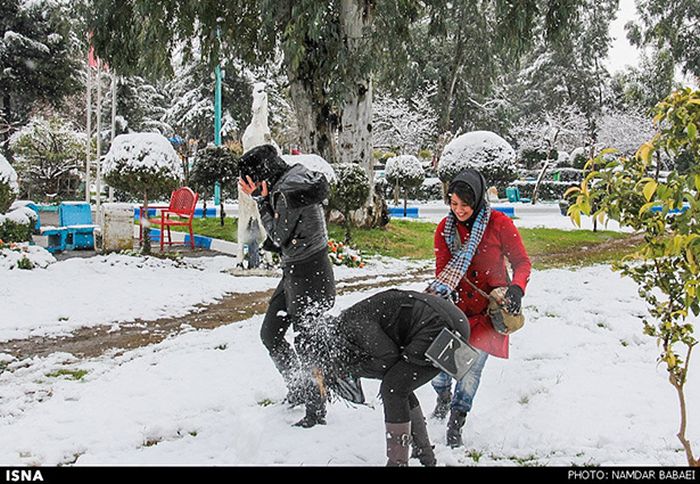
[103,133,183,254]
[385,154,425,214]
[163,58,252,145]
[609,48,679,111]
[596,110,656,157]
[0,152,19,212]
[189,144,238,225]
[0,0,82,140]
[437,131,517,193]
[372,92,438,154]
[9,116,85,201]
[116,75,173,136]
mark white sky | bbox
[605,0,642,74]
[605,0,698,87]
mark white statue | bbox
[238,83,279,267]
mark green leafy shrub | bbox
[567,88,700,466]
[329,163,370,243]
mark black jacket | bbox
[256,164,330,264]
[328,289,472,379]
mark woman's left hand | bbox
[504,285,523,314]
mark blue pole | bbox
[213,64,222,206]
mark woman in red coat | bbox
[427,168,531,448]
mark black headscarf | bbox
[447,168,487,226]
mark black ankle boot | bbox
[446,409,467,448]
[432,390,452,419]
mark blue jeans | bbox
[431,349,488,414]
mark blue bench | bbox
[59,202,97,250]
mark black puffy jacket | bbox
[329,289,472,379]
[256,164,330,264]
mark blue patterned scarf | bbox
[427,200,491,298]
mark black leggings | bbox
[260,249,335,381]
[380,360,440,423]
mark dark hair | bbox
[239,144,288,185]
[448,180,475,207]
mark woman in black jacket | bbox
[312,288,472,466]
[239,144,335,428]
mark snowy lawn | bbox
[0,259,696,466]
[0,253,428,342]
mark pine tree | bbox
[0,0,82,140]
[163,58,252,145]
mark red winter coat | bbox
[434,210,531,358]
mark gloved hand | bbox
[261,236,282,254]
[425,281,459,303]
[504,285,523,314]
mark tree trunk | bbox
[531,159,551,205]
[220,201,225,227]
[339,0,384,229]
[288,78,338,163]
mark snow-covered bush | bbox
[9,117,85,201]
[329,163,370,243]
[438,131,517,191]
[0,153,19,213]
[104,133,183,253]
[385,155,425,208]
[190,145,239,223]
[518,146,556,170]
[416,177,443,201]
[0,242,55,270]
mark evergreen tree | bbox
[116,75,173,135]
[163,58,252,145]
[0,0,82,139]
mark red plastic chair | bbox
[139,187,199,250]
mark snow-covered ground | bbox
[0,253,428,342]
[0,255,696,466]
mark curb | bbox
[132,226,238,255]
[388,205,516,218]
